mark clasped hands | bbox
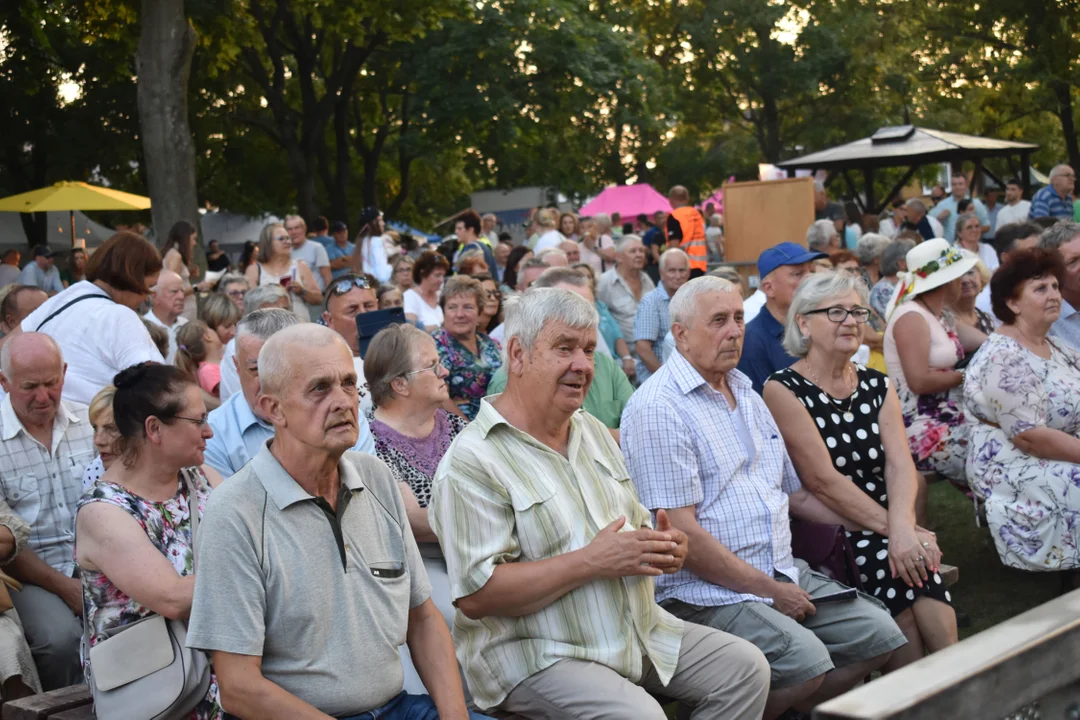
[583,509,688,578]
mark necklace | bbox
[804,360,857,420]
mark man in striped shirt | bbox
[1029,164,1075,220]
[430,288,769,719]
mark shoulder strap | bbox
[35,292,113,332]
[182,468,201,572]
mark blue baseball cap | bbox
[757,242,827,279]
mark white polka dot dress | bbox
[771,365,952,617]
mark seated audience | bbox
[456,250,489,277]
[205,309,375,478]
[955,214,1000,272]
[22,232,164,404]
[75,363,223,717]
[144,269,189,363]
[0,250,20,288]
[536,247,569,267]
[870,238,916,319]
[879,198,907,238]
[579,213,616,274]
[856,233,892,291]
[806,219,841,254]
[597,235,655,357]
[189,324,482,719]
[829,250,860,276]
[500,246,533,293]
[142,320,171,360]
[404,251,450,331]
[217,273,250,312]
[19,247,63,296]
[883,239,985,482]
[738,242,826,393]
[473,273,502,335]
[244,222,321,320]
[218,284,291,401]
[392,255,416,293]
[378,285,404,309]
[430,288,770,718]
[951,259,996,336]
[634,248,690,382]
[964,248,1080,573]
[82,385,119,491]
[433,276,502,421]
[560,212,580,242]
[0,334,95,689]
[0,498,41,699]
[763,272,956,673]
[621,276,905,720]
[902,199,944,241]
[321,274,379,413]
[558,240,580,265]
[175,321,225,399]
[488,269,635,433]
[977,222,1041,320]
[199,292,242,347]
[0,287,47,341]
[572,263,636,375]
[1037,222,1080,351]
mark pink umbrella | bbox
[579,183,672,218]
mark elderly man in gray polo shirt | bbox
[187,324,484,720]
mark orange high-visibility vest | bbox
[669,206,708,271]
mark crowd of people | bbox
[0,168,1074,720]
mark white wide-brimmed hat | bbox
[885,238,978,320]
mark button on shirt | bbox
[0,397,95,576]
[1050,298,1080,353]
[633,284,673,382]
[203,391,376,478]
[597,269,655,350]
[1029,185,1074,220]
[430,400,684,710]
[187,445,430,717]
[621,353,801,608]
[737,308,797,394]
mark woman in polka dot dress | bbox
[763,271,957,670]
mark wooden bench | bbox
[2,685,92,720]
[940,563,959,587]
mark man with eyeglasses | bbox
[1029,164,1076,220]
[219,274,251,312]
[204,308,375,477]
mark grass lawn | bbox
[927,481,1061,638]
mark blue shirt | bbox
[621,352,801,608]
[633,284,672,382]
[19,262,64,294]
[312,233,335,249]
[1050,299,1080,353]
[737,307,797,394]
[325,241,355,280]
[1029,185,1075,220]
[595,301,624,357]
[204,391,375,477]
[933,195,989,241]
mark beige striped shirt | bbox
[430,399,684,710]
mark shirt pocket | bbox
[8,474,41,526]
[592,455,651,531]
[506,476,574,559]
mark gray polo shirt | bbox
[186,443,430,716]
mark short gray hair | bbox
[1038,221,1080,250]
[855,233,892,265]
[243,284,289,315]
[236,307,303,344]
[1050,164,1074,180]
[782,271,869,357]
[659,247,689,270]
[904,198,927,215]
[536,248,568,264]
[670,276,735,327]
[505,287,598,355]
[532,267,589,289]
[591,213,612,232]
[218,273,249,292]
[615,234,643,253]
[806,219,837,251]
[258,323,348,397]
[880,239,916,277]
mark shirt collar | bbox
[251,440,365,511]
[755,306,785,339]
[667,350,753,397]
[1062,298,1079,319]
[229,391,272,434]
[473,397,583,453]
[0,395,80,444]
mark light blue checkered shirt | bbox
[633,284,672,382]
[621,351,801,607]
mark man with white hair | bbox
[634,248,690,382]
[206,309,374,477]
[558,240,581,265]
[622,276,905,720]
[0,333,94,689]
[481,213,499,244]
[597,235,655,351]
[1030,164,1075,220]
[806,219,841,254]
[430,288,770,719]
[284,214,332,320]
[219,284,293,401]
[143,269,188,363]
[189,324,479,719]
[902,198,944,241]
[535,247,569,267]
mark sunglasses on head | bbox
[325,276,372,307]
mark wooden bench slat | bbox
[48,708,94,720]
[2,685,91,720]
[940,564,959,587]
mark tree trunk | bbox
[1051,80,1080,175]
[136,0,202,260]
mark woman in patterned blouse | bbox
[432,275,503,420]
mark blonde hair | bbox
[174,320,212,381]
[198,292,242,333]
[89,385,117,424]
[257,222,286,263]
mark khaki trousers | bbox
[498,622,770,720]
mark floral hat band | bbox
[913,246,966,280]
[884,238,979,321]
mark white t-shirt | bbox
[143,310,188,364]
[995,201,1033,231]
[22,281,164,405]
[533,230,566,253]
[403,289,443,328]
[928,215,945,239]
[219,338,239,400]
[743,289,767,323]
[353,355,373,413]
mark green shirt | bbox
[486,350,634,429]
[430,400,684,710]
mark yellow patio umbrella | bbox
[0,181,151,247]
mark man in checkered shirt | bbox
[622,276,906,720]
[0,333,95,689]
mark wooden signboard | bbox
[722,177,816,283]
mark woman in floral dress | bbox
[75,364,224,719]
[432,275,502,420]
[963,249,1080,572]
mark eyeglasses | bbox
[404,360,442,378]
[226,290,246,298]
[171,414,210,428]
[803,306,871,323]
[485,289,501,298]
[330,276,372,296]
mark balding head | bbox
[558,241,580,264]
[151,269,186,322]
[0,332,65,428]
[669,185,690,207]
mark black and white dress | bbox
[770,365,952,617]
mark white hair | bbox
[615,234,644,253]
[904,198,927,214]
[659,247,690,270]
[243,284,289,315]
[236,307,303,344]
[504,288,598,357]
[670,276,735,327]
[1050,164,1074,180]
[591,213,612,232]
[536,248,568,264]
[0,332,62,378]
[806,219,837,251]
[782,271,869,358]
[258,323,347,396]
[855,233,892,265]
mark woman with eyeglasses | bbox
[243,222,320,321]
[433,276,502,420]
[764,271,957,670]
[473,273,502,334]
[75,363,225,719]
